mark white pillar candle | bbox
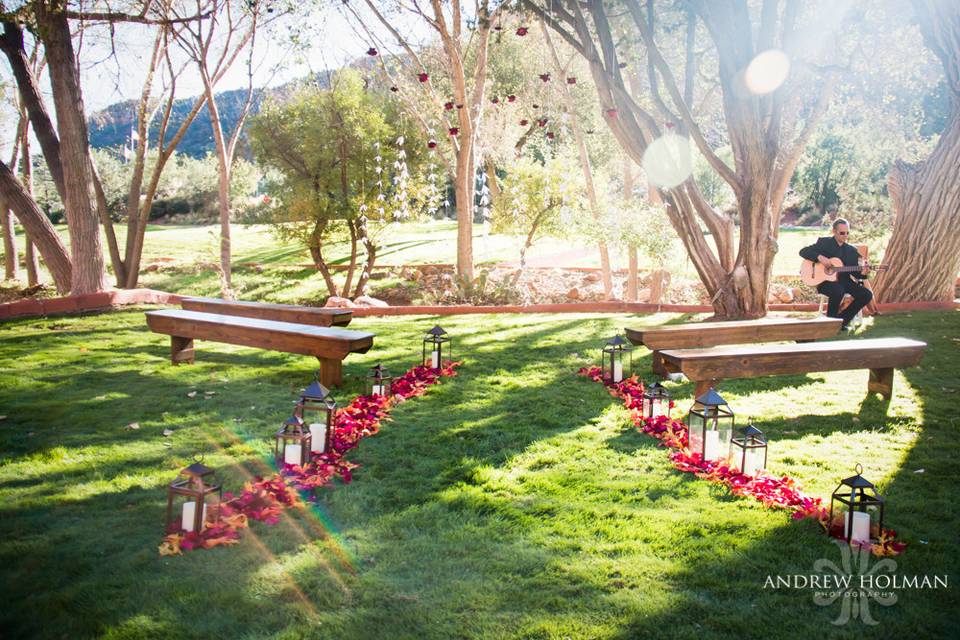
[651,399,662,418]
[309,423,327,454]
[742,449,760,476]
[845,511,871,544]
[642,398,651,416]
[181,502,209,532]
[284,443,303,465]
[703,430,721,461]
[613,360,623,382]
[431,349,440,368]
[372,384,383,396]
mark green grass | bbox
[0,308,956,638]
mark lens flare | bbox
[744,49,791,95]
[642,133,693,189]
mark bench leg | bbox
[171,336,195,365]
[693,379,719,398]
[868,367,894,399]
[317,358,343,387]
[652,351,667,377]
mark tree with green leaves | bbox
[250,70,433,298]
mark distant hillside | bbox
[88,70,334,159]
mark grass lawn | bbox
[0,308,956,639]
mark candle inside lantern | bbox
[431,348,440,368]
[845,511,871,544]
[642,398,650,416]
[372,384,383,396]
[613,360,623,382]
[651,399,662,417]
[742,448,761,476]
[284,443,303,465]
[181,501,209,532]
[703,430,721,461]
[309,423,326,454]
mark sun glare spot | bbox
[744,49,791,95]
[642,134,693,189]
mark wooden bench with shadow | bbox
[181,297,353,327]
[625,317,842,376]
[145,309,374,387]
[658,337,926,399]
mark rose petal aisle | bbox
[578,366,906,557]
[160,362,460,555]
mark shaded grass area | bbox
[0,309,956,639]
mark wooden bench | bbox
[658,337,926,399]
[625,317,842,376]
[181,297,352,327]
[145,309,374,387]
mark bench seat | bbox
[181,297,352,327]
[659,337,926,398]
[145,309,374,386]
[625,317,842,375]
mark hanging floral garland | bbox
[577,367,907,557]
[159,362,461,555]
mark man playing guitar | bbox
[799,218,873,329]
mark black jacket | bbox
[799,236,868,284]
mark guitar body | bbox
[800,258,845,286]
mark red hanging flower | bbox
[539,73,551,82]
[606,108,618,118]
[427,140,437,149]
[491,97,500,104]
[666,121,676,130]
[366,47,378,56]
[456,104,463,109]
[262,195,271,204]
[516,26,528,36]
[586,129,595,134]
[566,77,577,84]
[618,62,628,69]
[389,86,399,93]
[444,101,454,110]
[532,103,540,109]
[519,119,529,126]
[449,127,459,136]
[417,72,430,83]
[537,117,548,127]
[546,131,555,140]
[507,95,516,102]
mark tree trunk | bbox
[1,200,17,281]
[202,74,234,299]
[485,159,502,211]
[0,160,71,292]
[873,0,960,303]
[38,6,106,294]
[309,218,339,297]
[542,20,613,298]
[874,117,960,302]
[21,126,39,286]
[453,142,475,281]
[623,154,638,301]
[343,219,358,296]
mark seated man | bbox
[799,217,872,329]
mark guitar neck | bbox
[830,264,886,272]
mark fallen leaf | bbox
[127,422,141,430]
[187,391,197,398]
[914,468,925,473]
[163,429,174,437]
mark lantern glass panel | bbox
[275,415,312,466]
[300,382,337,455]
[730,425,767,476]
[368,365,392,396]
[643,382,671,418]
[601,336,632,383]
[686,388,734,462]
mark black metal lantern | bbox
[165,456,222,534]
[423,325,451,369]
[299,380,336,455]
[829,464,885,545]
[729,424,767,476]
[642,381,671,418]
[686,387,734,462]
[367,363,393,397]
[601,335,633,383]
[275,412,312,466]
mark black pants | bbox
[818,279,872,327]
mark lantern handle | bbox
[855,463,863,475]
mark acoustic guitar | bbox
[800,257,888,286]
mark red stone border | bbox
[0,289,184,320]
[0,288,954,321]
